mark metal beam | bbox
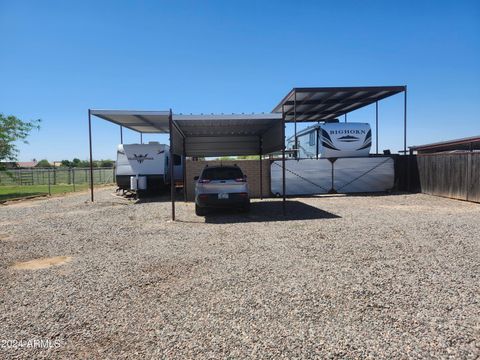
[375,101,379,154]
[169,110,175,221]
[183,137,187,202]
[259,136,263,200]
[293,86,406,93]
[283,98,370,107]
[294,90,298,159]
[282,105,286,215]
[120,125,123,144]
[404,86,407,155]
[88,109,94,202]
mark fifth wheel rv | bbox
[287,122,371,158]
[116,142,183,193]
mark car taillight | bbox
[235,178,246,182]
[238,192,249,197]
[199,194,209,199]
[198,179,210,183]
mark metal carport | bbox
[272,86,407,156]
[88,110,285,220]
[88,85,408,221]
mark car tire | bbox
[241,202,251,213]
[195,204,206,216]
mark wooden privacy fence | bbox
[417,152,480,203]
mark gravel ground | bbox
[0,187,479,359]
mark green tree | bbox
[35,159,51,167]
[0,114,40,168]
[99,159,114,168]
[61,160,72,167]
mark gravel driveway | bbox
[1,188,479,359]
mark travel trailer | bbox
[287,122,371,158]
[116,142,183,193]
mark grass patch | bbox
[0,184,90,201]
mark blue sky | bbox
[1,0,479,161]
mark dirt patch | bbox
[0,233,13,241]
[11,256,72,270]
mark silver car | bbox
[194,165,250,216]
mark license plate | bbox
[218,193,229,199]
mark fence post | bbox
[72,168,76,192]
[48,169,51,195]
[466,153,471,202]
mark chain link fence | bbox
[0,167,116,201]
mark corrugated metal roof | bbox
[90,110,171,133]
[272,86,405,122]
[90,111,284,157]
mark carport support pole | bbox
[88,109,94,202]
[120,126,123,144]
[183,137,187,202]
[169,110,175,221]
[375,101,379,154]
[294,90,297,159]
[259,137,263,200]
[140,132,143,144]
[403,86,407,155]
[282,106,286,215]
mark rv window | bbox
[309,132,316,146]
[173,154,181,166]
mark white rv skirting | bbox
[271,157,394,195]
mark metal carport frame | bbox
[273,86,407,156]
[88,85,407,221]
[169,113,285,220]
[88,111,286,221]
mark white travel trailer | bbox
[116,142,183,192]
[287,122,371,158]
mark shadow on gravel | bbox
[204,200,340,223]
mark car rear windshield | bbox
[201,167,244,180]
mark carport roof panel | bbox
[172,113,282,137]
[173,113,284,156]
[272,86,406,122]
[90,110,171,133]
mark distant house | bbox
[17,161,38,168]
[0,161,38,169]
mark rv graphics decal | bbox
[128,154,154,164]
[356,129,372,151]
[321,129,340,151]
[337,135,360,143]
